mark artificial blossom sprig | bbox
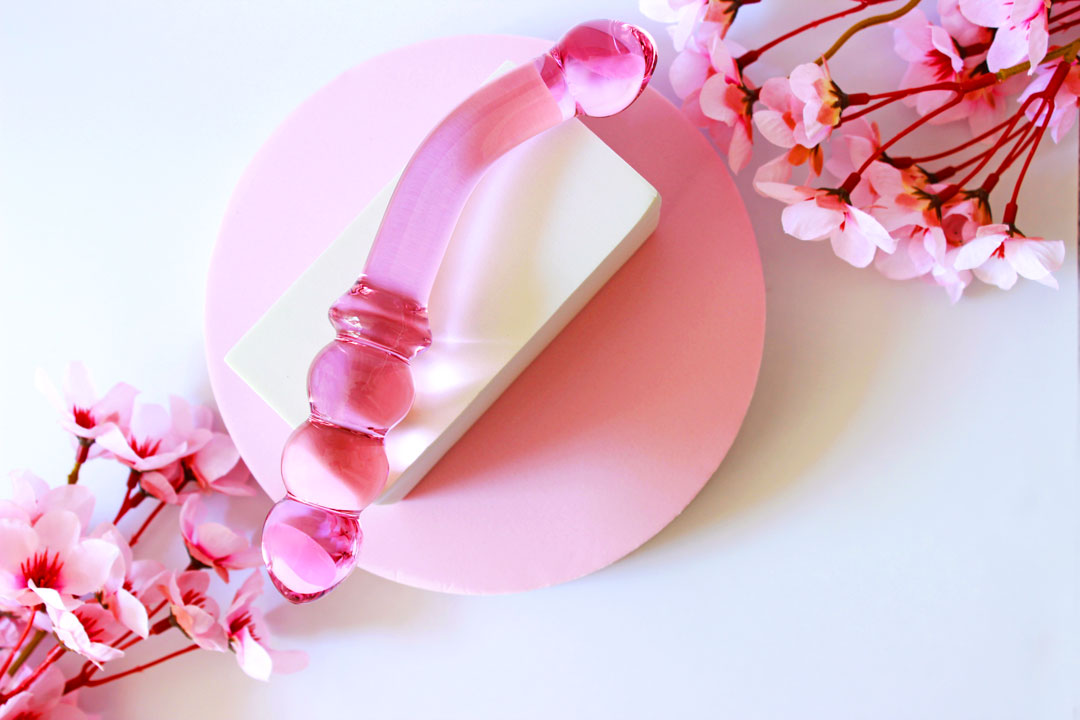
[643,0,1074,300]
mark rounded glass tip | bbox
[552,19,658,118]
[261,495,363,604]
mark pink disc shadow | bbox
[205,34,765,594]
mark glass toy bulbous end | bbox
[549,19,658,118]
[261,495,363,604]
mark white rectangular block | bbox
[226,91,660,503]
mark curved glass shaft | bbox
[263,20,657,603]
[363,62,572,306]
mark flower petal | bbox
[670,48,710,99]
[954,230,1007,270]
[1004,238,1065,287]
[973,255,1019,289]
[113,587,150,638]
[60,539,120,596]
[191,434,240,486]
[236,627,273,681]
[33,510,81,553]
[781,199,843,241]
[831,219,877,268]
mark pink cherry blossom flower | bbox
[875,224,941,281]
[959,0,1049,73]
[789,63,844,143]
[95,400,204,473]
[640,0,740,50]
[0,472,93,528]
[823,119,884,207]
[754,63,842,151]
[157,571,227,651]
[0,511,119,609]
[169,397,251,497]
[138,464,187,506]
[939,0,993,46]
[94,524,164,638]
[954,223,1066,289]
[1018,59,1080,142]
[892,7,1010,134]
[34,363,137,442]
[222,573,307,681]
[179,496,260,583]
[0,666,89,720]
[893,9,966,111]
[694,36,754,172]
[46,601,125,668]
[755,180,898,267]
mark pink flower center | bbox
[228,610,259,640]
[75,610,108,642]
[925,49,958,82]
[20,551,63,590]
[130,437,162,459]
[72,405,96,429]
[180,588,209,609]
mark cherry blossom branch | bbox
[2,645,65,700]
[0,618,35,677]
[929,125,1031,180]
[1049,16,1080,34]
[818,0,921,63]
[1003,64,1070,223]
[112,469,143,524]
[841,90,966,192]
[77,645,198,688]
[67,439,92,485]
[5,629,46,678]
[897,115,1025,165]
[129,501,166,546]
[840,73,998,123]
[996,38,1080,79]
[946,65,1069,192]
[1049,3,1080,30]
[736,0,893,69]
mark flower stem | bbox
[996,38,1080,80]
[1049,15,1080,34]
[818,0,921,63]
[0,620,35,677]
[1006,62,1069,209]
[1050,2,1080,27]
[112,469,143,524]
[901,114,1024,164]
[736,0,888,69]
[851,90,966,179]
[80,644,198,688]
[948,66,1069,191]
[3,645,64,699]
[129,501,166,546]
[67,439,93,485]
[6,630,46,677]
[841,72,998,123]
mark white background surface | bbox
[1,1,1076,718]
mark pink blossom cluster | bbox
[642,0,1075,300]
[1,364,304,719]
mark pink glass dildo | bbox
[262,20,657,603]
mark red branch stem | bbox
[3,645,64,700]
[79,645,199,688]
[736,0,891,68]
[0,619,34,678]
[129,501,166,546]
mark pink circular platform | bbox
[205,34,765,594]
